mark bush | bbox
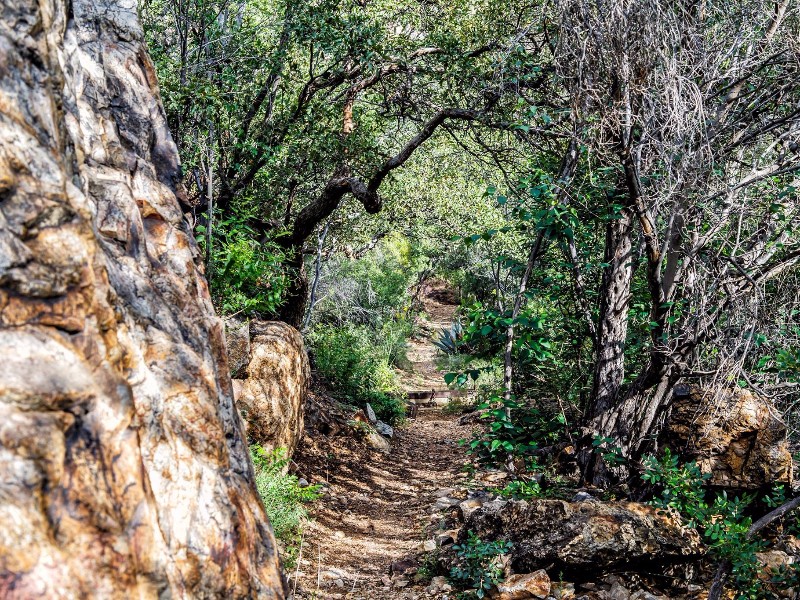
[198,216,288,317]
[465,395,564,467]
[641,450,800,599]
[251,446,320,565]
[308,323,407,424]
[449,531,512,598]
[311,234,419,327]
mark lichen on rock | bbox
[232,320,309,457]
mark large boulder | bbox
[233,321,309,456]
[662,385,793,489]
[460,499,702,578]
[0,1,285,597]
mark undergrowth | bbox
[448,531,512,598]
[308,323,408,424]
[251,445,321,567]
[642,449,800,599]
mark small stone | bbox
[428,576,448,592]
[390,558,418,577]
[481,471,508,484]
[334,578,344,588]
[608,582,630,600]
[432,496,460,512]
[297,478,309,487]
[571,491,596,502]
[365,403,377,423]
[422,539,437,552]
[630,592,665,600]
[496,570,550,599]
[375,420,394,438]
[393,578,410,588]
[550,582,575,599]
[436,531,456,546]
[322,567,347,579]
[333,530,345,539]
[433,488,455,498]
[459,498,485,520]
[366,431,391,451]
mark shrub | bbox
[434,320,465,355]
[641,450,800,599]
[449,531,512,598]
[250,446,321,565]
[311,234,418,327]
[465,395,563,467]
[308,323,406,424]
[495,478,544,500]
[198,216,288,317]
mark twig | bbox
[292,534,304,599]
[316,543,322,593]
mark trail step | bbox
[406,389,466,400]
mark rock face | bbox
[233,320,309,456]
[662,385,793,489]
[0,1,285,597]
[461,499,702,578]
[225,317,252,377]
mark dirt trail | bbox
[292,284,468,599]
[401,284,460,393]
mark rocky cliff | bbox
[0,0,285,597]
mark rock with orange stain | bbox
[231,320,309,456]
[0,1,286,597]
[459,499,703,578]
[662,385,793,489]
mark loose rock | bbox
[366,431,392,451]
[494,570,551,599]
[232,321,309,456]
[661,385,793,489]
[375,420,395,438]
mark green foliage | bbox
[416,547,442,582]
[197,215,288,317]
[465,396,562,467]
[495,478,544,500]
[313,236,418,327]
[449,532,512,598]
[642,451,799,599]
[250,446,321,565]
[591,435,626,468]
[308,323,407,424]
[434,320,466,355]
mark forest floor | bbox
[291,283,471,599]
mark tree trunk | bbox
[279,247,310,329]
[0,1,286,597]
[590,206,635,417]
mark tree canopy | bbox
[142,0,800,485]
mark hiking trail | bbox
[292,283,471,599]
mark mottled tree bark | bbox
[590,206,635,417]
[0,0,286,597]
